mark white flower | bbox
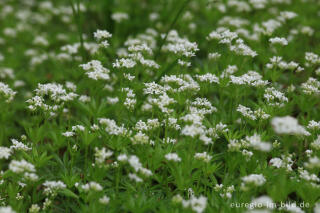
[194,152,212,162]
[311,136,320,150]
[0,206,16,213]
[10,139,31,151]
[80,60,110,80]
[304,156,320,169]
[81,181,103,192]
[181,195,207,213]
[43,181,66,195]
[113,58,136,69]
[269,158,283,168]
[307,120,320,130]
[163,30,199,57]
[271,116,310,136]
[117,154,128,162]
[208,52,221,60]
[99,195,110,205]
[24,172,39,181]
[280,11,297,20]
[269,37,288,45]
[0,147,11,159]
[250,196,274,209]
[94,29,112,40]
[9,159,35,173]
[111,12,129,23]
[62,131,75,137]
[301,77,320,95]
[131,131,149,144]
[264,87,288,107]
[245,134,272,152]
[241,174,266,190]
[128,173,142,182]
[165,153,181,162]
[95,147,113,165]
[0,82,16,102]
[29,204,40,213]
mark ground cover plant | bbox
[0,0,320,212]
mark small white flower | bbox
[99,195,110,205]
[165,153,181,162]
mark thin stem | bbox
[154,0,191,60]
[69,0,86,60]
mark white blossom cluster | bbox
[0,82,16,102]
[26,83,78,114]
[80,60,110,80]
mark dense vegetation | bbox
[0,0,320,212]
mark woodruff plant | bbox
[0,0,320,212]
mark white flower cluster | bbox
[134,119,160,132]
[113,58,136,69]
[263,87,288,107]
[266,56,304,72]
[0,206,16,213]
[311,136,320,150]
[131,131,149,145]
[163,30,199,57]
[194,152,212,162]
[94,147,113,165]
[241,174,266,190]
[271,116,310,136]
[80,60,110,80]
[161,75,200,93]
[99,195,110,205]
[228,134,271,155]
[307,120,320,130]
[117,154,152,182]
[81,181,103,192]
[62,124,85,137]
[10,139,30,151]
[43,180,66,196]
[298,168,320,183]
[189,98,217,115]
[246,196,275,212]
[0,82,16,102]
[269,155,294,171]
[304,156,320,169]
[180,110,215,145]
[301,77,320,95]
[0,147,11,159]
[237,105,270,120]
[305,52,320,67]
[93,29,112,48]
[121,87,136,110]
[9,159,38,181]
[245,134,272,152]
[214,184,235,199]
[99,118,130,136]
[230,71,268,87]
[0,67,14,79]
[207,28,257,57]
[195,73,219,84]
[144,89,176,114]
[111,12,129,23]
[27,83,78,114]
[269,37,288,46]
[165,153,181,162]
[208,52,221,60]
[59,42,99,60]
[173,194,207,213]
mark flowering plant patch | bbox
[0,0,320,212]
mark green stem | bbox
[69,0,86,60]
[154,0,191,60]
